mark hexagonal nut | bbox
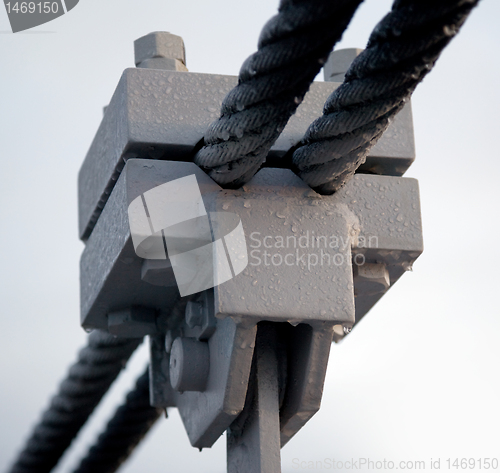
[323,48,363,82]
[353,263,390,296]
[108,307,157,338]
[137,57,188,72]
[134,32,186,67]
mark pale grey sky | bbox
[0,1,499,472]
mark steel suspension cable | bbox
[8,331,142,473]
[194,0,364,188]
[72,367,162,473]
[291,0,480,194]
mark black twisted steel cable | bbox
[8,331,142,473]
[72,367,162,473]
[194,0,364,188]
[291,0,480,194]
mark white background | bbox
[0,1,498,472]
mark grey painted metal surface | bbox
[79,159,422,453]
[80,160,219,331]
[169,296,335,450]
[279,324,334,446]
[138,57,188,71]
[151,289,258,449]
[107,306,157,338]
[77,35,423,471]
[210,169,355,327]
[135,32,188,71]
[80,161,422,332]
[227,324,281,473]
[134,32,186,67]
[169,337,210,392]
[78,65,415,240]
[353,263,390,296]
[81,160,423,329]
[359,102,415,176]
[174,317,257,448]
[323,48,363,82]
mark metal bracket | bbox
[78,67,415,241]
[79,159,422,450]
[77,36,423,472]
[227,323,282,473]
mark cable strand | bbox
[7,331,141,473]
[195,0,365,187]
[292,0,480,193]
[72,368,162,473]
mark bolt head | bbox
[353,263,390,296]
[134,32,186,67]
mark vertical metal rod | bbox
[227,324,281,473]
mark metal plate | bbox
[78,68,415,240]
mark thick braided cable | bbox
[292,0,480,194]
[8,332,141,473]
[72,368,162,473]
[194,0,364,188]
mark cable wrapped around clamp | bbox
[72,367,162,473]
[8,331,141,473]
[195,0,364,188]
[292,0,480,194]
